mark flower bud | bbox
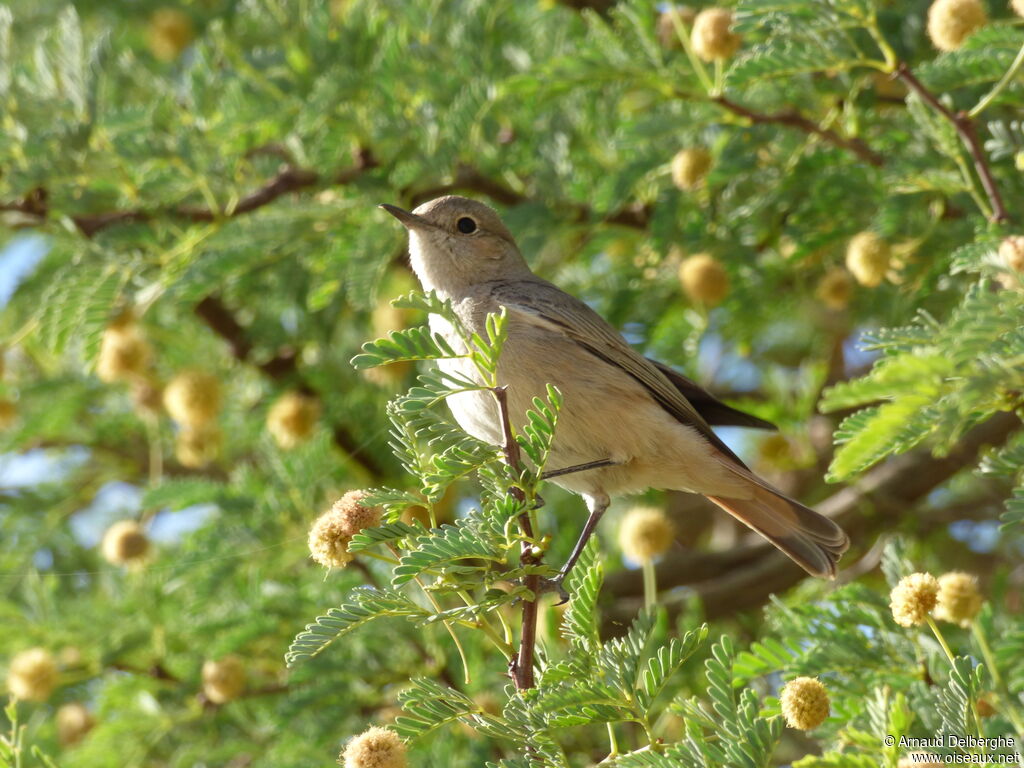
[691,7,741,61]
[890,572,939,627]
[0,398,16,430]
[656,7,696,50]
[340,726,407,768]
[97,323,151,383]
[101,520,151,566]
[618,506,674,563]
[147,8,194,61]
[976,694,996,718]
[175,424,222,468]
[202,655,246,704]
[845,231,890,287]
[267,391,320,449]
[163,370,221,428]
[308,490,383,569]
[780,676,830,730]
[999,235,1024,273]
[934,571,982,627]
[57,702,95,746]
[816,268,854,310]
[671,148,712,191]
[7,648,57,702]
[679,253,729,306]
[927,0,987,52]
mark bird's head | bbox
[380,195,531,296]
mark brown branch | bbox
[602,410,1021,626]
[193,295,384,478]
[494,385,540,691]
[895,62,1009,223]
[713,95,885,167]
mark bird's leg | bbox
[537,492,610,604]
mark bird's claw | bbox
[535,576,570,605]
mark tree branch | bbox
[713,95,885,167]
[193,295,385,478]
[895,62,1009,223]
[602,410,1021,626]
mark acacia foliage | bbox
[0,0,1022,766]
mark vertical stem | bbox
[642,559,657,610]
[492,385,540,691]
[926,616,956,665]
[606,723,620,758]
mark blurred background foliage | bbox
[0,0,1022,765]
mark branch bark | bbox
[895,62,1009,223]
[713,95,885,167]
[602,410,1021,626]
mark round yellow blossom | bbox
[175,424,222,468]
[934,571,983,627]
[845,231,891,287]
[927,0,987,52]
[101,520,150,566]
[340,726,407,768]
[816,268,854,310]
[656,6,697,50]
[7,648,57,702]
[890,572,939,627]
[619,506,674,563]
[163,370,221,428]
[267,391,320,449]
[96,324,151,383]
[202,655,246,704]
[679,253,729,306]
[0,398,16,430]
[147,8,194,61]
[57,702,95,746]
[691,7,741,61]
[671,148,712,191]
[780,676,830,730]
[999,235,1024,273]
[308,490,383,569]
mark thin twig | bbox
[712,95,885,167]
[895,62,1009,223]
[493,385,540,691]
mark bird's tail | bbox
[707,483,849,579]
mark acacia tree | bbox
[1,1,1023,766]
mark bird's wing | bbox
[483,278,749,468]
[647,359,776,430]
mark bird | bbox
[380,195,849,590]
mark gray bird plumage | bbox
[381,195,849,580]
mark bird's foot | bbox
[534,575,570,605]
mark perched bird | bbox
[381,196,849,588]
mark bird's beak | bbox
[379,204,429,230]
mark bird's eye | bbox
[456,217,477,234]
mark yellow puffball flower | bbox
[7,648,58,702]
[890,572,939,627]
[999,235,1024,273]
[780,676,830,730]
[147,8,194,61]
[202,655,246,704]
[163,370,221,428]
[927,0,987,52]
[816,268,854,310]
[340,726,408,768]
[266,391,320,449]
[845,231,891,287]
[57,702,96,746]
[934,571,983,627]
[101,520,151,566]
[618,506,674,563]
[691,8,741,61]
[175,424,222,468]
[308,490,384,569]
[671,148,713,191]
[96,323,151,383]
[679,253,729,306]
